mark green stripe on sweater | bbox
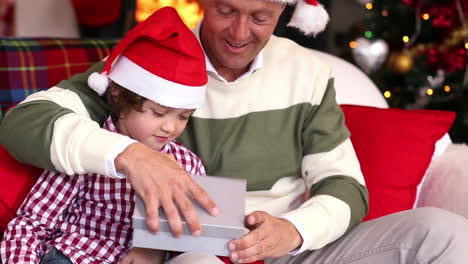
[0,100,74,171]
[178,101,349,191]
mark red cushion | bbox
[72,0,122,27]
[218,256,263,264]
[0,145,42,232]
[340,105,455,221]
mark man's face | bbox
[200,0,285,81]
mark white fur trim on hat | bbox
[288,0,329,36]
[108,56,206,109]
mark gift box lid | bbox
[132,175,246,243]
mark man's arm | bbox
[281,78,368,251]
[0,62,218,236]
[229,78,369,262]
[0,62,109,172]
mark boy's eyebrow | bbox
[183,109,195,114]
[155,104,169,110]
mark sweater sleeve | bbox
[282,78,369,253]
[0,62,133,176]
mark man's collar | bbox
[193,21,264,83]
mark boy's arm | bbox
[0,172,81,263]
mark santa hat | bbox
[272,0,329,36]
[88,7,207,109]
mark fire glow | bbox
[136,0,203,29]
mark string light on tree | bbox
[384,90,392,98]
[389,52,413,74]
[346,0,468,119]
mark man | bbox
[1,0,468,263]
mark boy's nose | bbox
[160,119,176,133]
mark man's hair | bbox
[106,81,147,120]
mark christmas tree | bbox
[340,0,468,143]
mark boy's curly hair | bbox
[106,81,147,120]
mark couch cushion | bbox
[341,105,456,221]
[0,38,119,116]
[0,145,42,232]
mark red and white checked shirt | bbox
[0,117,206,264]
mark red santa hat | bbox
[273,0,329,36]
[88,7,207,109]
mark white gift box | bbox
[132,175,246,256]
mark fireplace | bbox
[136,0,203,29]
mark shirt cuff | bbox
[106,137,138,179]
[280,195,351,254]
[280,215,307,255]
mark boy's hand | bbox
[119,248,166,264]
[115,142,218,237]
[228,211,303,263]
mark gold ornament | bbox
[389,52,413,74]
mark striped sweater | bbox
[0,35,368,253]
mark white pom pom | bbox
[287,1,329,36]
[88,72,109,96]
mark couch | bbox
[0,37,467,255]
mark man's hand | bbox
[228,211,303,263]
[119,247,165,264]
[115,142,218,237]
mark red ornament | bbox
[424,47,467,74]
[443,48,467,73]
[426,2,468,31]
[400,0,417,7]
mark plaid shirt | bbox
[1,118,206,264]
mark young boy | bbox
[0,7,207,264]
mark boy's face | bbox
[118,100,194,151]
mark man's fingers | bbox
[229,211,273,262]
[143,195,160,233]
[246,211,268,228]
[232,223,270,251]
[161,196,183,237]
[230,232,271,263]
[188,181,218,216]
[173,188,201,236]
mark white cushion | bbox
[310,49,452,207]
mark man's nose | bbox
[229,16,249,41]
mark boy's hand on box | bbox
[115,142,218,237]
[228,211,303,263]
[120,248,166,264]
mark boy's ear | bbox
[109,84,121,103]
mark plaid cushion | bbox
[0,38,119,117]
